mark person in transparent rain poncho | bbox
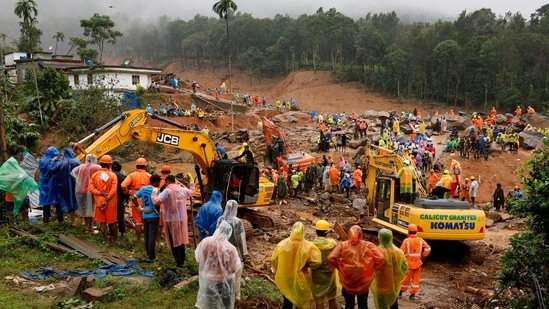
[216,200,248,300]
[71,154,101,233]
[195,221,242,309]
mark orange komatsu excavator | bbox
[261,117,317,172]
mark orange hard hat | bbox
[136,157,147,166]
[99,155,113,164]
[408,224,418,232]
[161,165,171,172]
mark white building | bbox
[66,65,162,91]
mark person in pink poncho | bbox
[153,175,195,268]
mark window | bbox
[74,75,79,85]
[87,74,93,84]
[132,75,140,85]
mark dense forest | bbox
[100,5,549,112]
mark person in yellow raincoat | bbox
[440,170,453,199]
[371,228,408,309]
[272,222,322,309]
[311,220,340,309]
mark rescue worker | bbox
[449,159,462,197]
[328,164,340,193]
[440,170,453,199]
[396,159,416,204]
[352,166,363,192]
[372,228,408,309]
[515,105,522,117]
[328,225,384,309]
[304,162,318,193]
[459,178,471,203]
[427,169,439,194]
[290,170,301,198]
[234,143,255,164]
[38,146,60,224]
[311,220,340,309]
[132,174,161,261]
[431,181,449,199]
[50,147,81,226]
[121,157,151,242]
[340,173,352,198]
[493,183,505,212]
[71,154,101,233]
[195,221,241,309]
[400,224,431,300]
[217,200,248,301]
[89,155,118,247]
[194,190,224,240]
[470,176,479,206]
[112,160,128,239]
[527,105,535,115]
[272,222,322,309]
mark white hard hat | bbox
[403,159,410,165]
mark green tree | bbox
[212,0,238,87]
[52,31,64,54]
[67,37,97,62]
[13,0,42,53]
[80,13,123,64]
[498,138,549,306]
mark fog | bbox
[0,0,543,51]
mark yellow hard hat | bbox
[242,142,248,147]
[444,170,450,174]
[315,220,330,231]
[470,176,475,180]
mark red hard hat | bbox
[99,155,113,164]
[136,157,147,166]
[407,224,418,232]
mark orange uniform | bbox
[89,168,118,224]
[515,106,522,116]
[328,166,340,186]
[121,169,151,225]
[400,233,431,295]
[527,106,535,114]
[427,171,439,193]
[352,168,363,189]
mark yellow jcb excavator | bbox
[70,109,275,228]
[364,144,486,240]
[261,116,317,172]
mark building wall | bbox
[68,71,153,90]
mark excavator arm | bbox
[261,117,292,154]
[70,109,216,170]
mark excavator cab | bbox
[208,159,261,206]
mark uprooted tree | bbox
[497,137,549,306]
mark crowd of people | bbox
[271,220,430,309]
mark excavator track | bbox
[237,208,275,229]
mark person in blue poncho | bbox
[194,190,223,240]
[50,148,81,225]
[39,146,60,223]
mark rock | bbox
[362,110,379,119]
[444,115,469,130]
[348,137,370,149]
[485,218,495,228]
[519,130,545,150]
[54,276,87,297]
[81,286,114,302]
[319,192,331,201]
[330,194,347,204]
[500,212,512,221]
[400,122,413,135]
[486,211,503,222]
[495,114,508,124]
[525,113,549,129]
[495,222,509,230]
[352,198,367,211]
[489,142,502,154]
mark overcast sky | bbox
[3,0,543,21]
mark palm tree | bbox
[14,0,40,52]
[52,31,64,55]
[212,0,237,132]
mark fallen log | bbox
[9,226,75,253]
[245,262,276,285]
[173,275,199,290]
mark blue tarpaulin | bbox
[122,91,141,109]
[22,259,153,280]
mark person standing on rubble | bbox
[311,220,340,309]
[396,160,416,204]
[470,176,479,207]
[372,228,408,309]
[400,224,430,300]
[272,222,322,309]
[328,225,384,309]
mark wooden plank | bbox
[333,222,349,241]
[173,275,199,289]
[58,234,126,265]
[9,227,75,253]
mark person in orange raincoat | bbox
[459,178,471,203]
[89,155,118,247]
[372,228,408,309]
[328,164,340,193]
[449,109,454,116]
[328,225,384,309]
[490,106,496,117]
[400,224,431,300]
[427,169,439,194]
[527,105,535,115]
[272,222,322,309]
[352,166,363,191]
[121,157,151,242]
[515,105,522,117]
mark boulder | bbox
[272,114,300,123]
[352,199,367,211]
[489,142,502,155]
[519,130,545,150]
[362,110,379,119]
[495,114,508,125]
[445,115,470,130]
[348,137,370,149]
[525,113,549,129]
[485,218,495,228]
[319,192,331,201]
[330,194,347,204]
[486,211,503,222]
[81,286,114,302]
[500,212,512,221]
[495,222,509,230]
[400,122,414,135]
